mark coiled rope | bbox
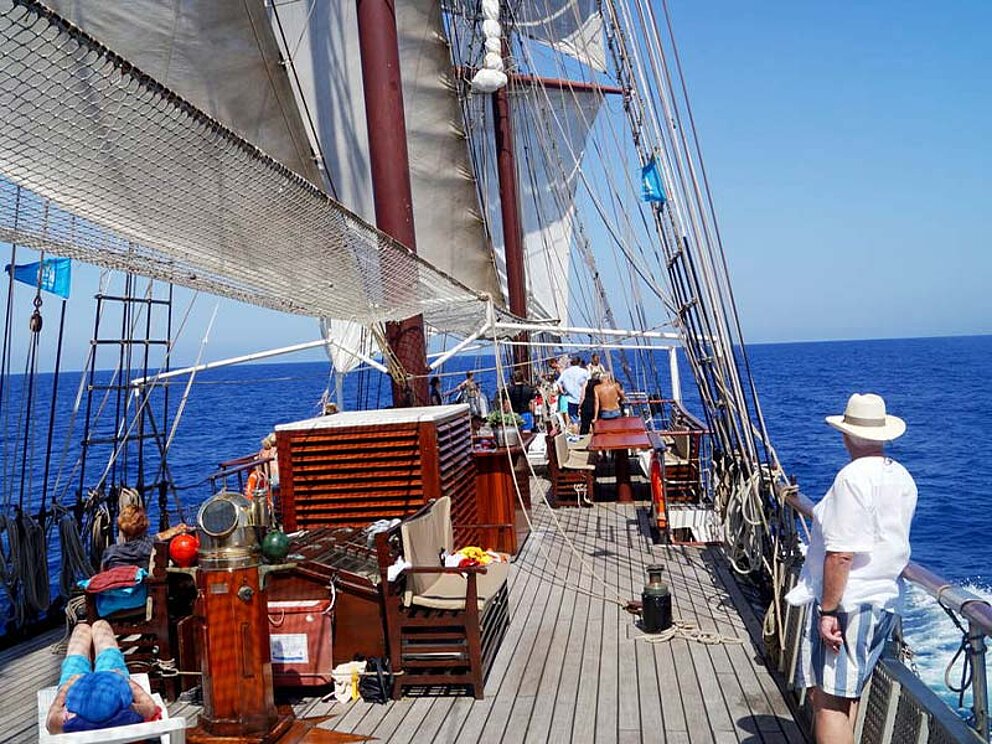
[632,620,745,646]
[55,505,93,599]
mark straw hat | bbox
[826,393,905,441]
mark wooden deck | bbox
[0,501,806,743]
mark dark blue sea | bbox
[1,334,988,714]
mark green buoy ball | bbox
[261,530,290,564]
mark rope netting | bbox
[0,0,493,334]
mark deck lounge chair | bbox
[37,673,186,743]
[85,542,177,698]
[547,431,596,506]
[661,431,701,502]
[376,497,510,699]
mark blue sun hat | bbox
[65,671,134,724]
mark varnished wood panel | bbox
[277,410,477,538]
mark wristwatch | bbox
[819,607,840,617]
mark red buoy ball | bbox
[169,533,199,567]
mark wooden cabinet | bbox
[265,533,387,667]
[275,405,478,543]
[473,437,532,556]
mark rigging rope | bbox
[55,504,92,598]
[38,298,66,526]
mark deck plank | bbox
[595,510,622,744]
[616,505,642,738]
[516,512,586,743]
[1,501,805,744]
[489,509,587,742]
[570,512,605,744]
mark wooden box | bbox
[276,405,477,542]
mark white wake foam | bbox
[901,581,992,719]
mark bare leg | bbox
[49,623,94,733]
[65,622,93,659]
[91,619,119,656]
[813,687,857,744]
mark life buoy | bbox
[650,451,668,531]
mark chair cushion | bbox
[671,434,691,460]
[411,561,510,611]
[401,497,454,606]
[564,450,596,470]
[553,432,569,468]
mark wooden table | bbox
[588,418,652,503]
[473,434,533,556]
[591,416,646,434]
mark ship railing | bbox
[209,453,274,495]
[781,487,990,742]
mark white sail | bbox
[0,2,498,336]
[469,85,603,325]
[320,319,377,375]
[266,0,502,304]
[514,0,608,73]
[45,0,322,187]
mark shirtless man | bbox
[593,372,624,421]
[47,620,160,733]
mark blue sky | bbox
[668,0,991,342]
[1,1,988,371]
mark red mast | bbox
[356,0,428,406]
[492,41,530,372]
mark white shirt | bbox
[785,456,917,611]
[557,365,590,405]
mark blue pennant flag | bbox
[640,157,667,204]
[4,257,72,299]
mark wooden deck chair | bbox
[376,497,510,699]
[662,431,701,503]
[85,542,177,698]
[546,431,596,506]
[37,673,186,743]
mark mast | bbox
[492,40,530,372]
[355,0,429,406]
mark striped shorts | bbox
[795,602,896,699]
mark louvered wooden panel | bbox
[436,414,477,546]
[277,407,478,539]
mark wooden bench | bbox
[374,497,510,699]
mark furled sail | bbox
[266,0,503,305]
[45,0,322,187]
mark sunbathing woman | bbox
[46,620,160,733]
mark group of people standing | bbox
[550,353,624,434]
[429,352,624,436]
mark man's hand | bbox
[819,615,843,653]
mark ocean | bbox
[0,333,988,717]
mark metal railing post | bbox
[969,620,989,741]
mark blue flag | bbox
[4,257,72,298]
[640,157,667,204]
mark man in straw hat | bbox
[786,393,918,744]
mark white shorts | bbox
[795,602,896,699]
